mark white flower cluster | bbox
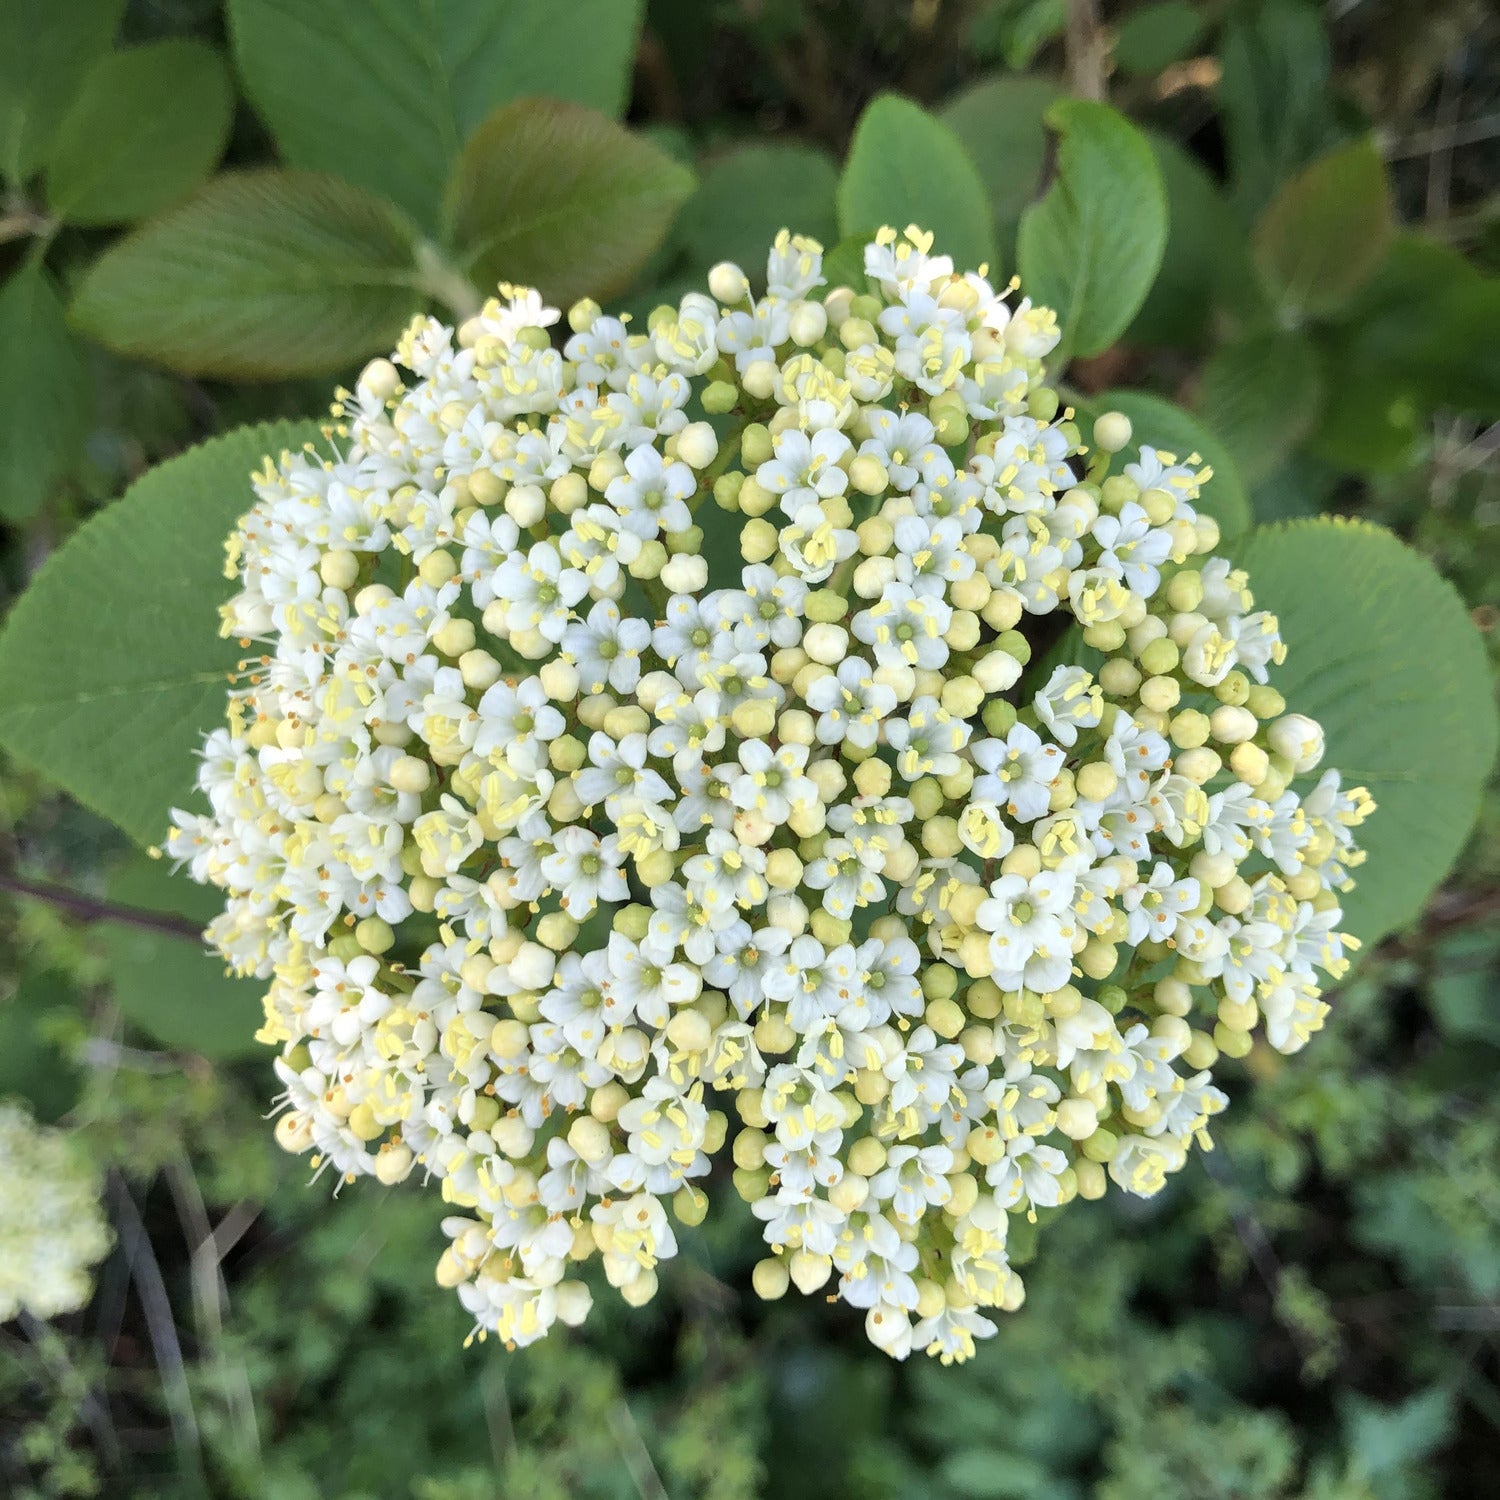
[0,1103,112,1322]
[169,226,1372,1362]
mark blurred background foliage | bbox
[1,0,1498,1495]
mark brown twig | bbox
[0,871,204,941]
[1064,0,1108,102]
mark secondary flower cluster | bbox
[169,226,1371,1362]
[0,1103,113,1323]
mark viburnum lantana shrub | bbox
[167,226,1372,1362]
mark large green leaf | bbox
[939,74,1061,271]
[0,420,326,847]
[102,853,265,1059]
[1128,132,1238,349]
[1016,99,1166,361]
[1196,329,1322,486]
[70,171,424,380]
[671,143,839,281]
[227,0,643,230]
[1081,389,1251,538]
[44,39,232,225]
[1253,138,1393,320]
[1232,519,1498,947]
[0,0,122,183]
[0,260,92,521]
[1216,0,1337,219]
[837,94,996,274]
[447,98,695,309]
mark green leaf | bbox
[1113,1,1209,77]
[1341,1388,1454,1483]
[70,171,424,380]
[1081,388,1251,538]
[1230,519,1499,947]
[1216,0,1337,219]
[1196,330,1322,486]
[1128,132,1238,349]
[0,260,92,521]
[102,853,265,1059]
[1306,354,1422,477]
[1016,98,1166,361]
[447,98,695,310]
[0,419,327,847]
[1253,138,1393,319]
[939,74,1062,271]
[968,0,1067,70]
[0,0,122,183]
[1250,450,1338,522]
[227,0,643,230]
[837,94,996,273]
[0,969,86,1121]
[671,144,839,283]
[44,39,232,225]
[1323,233,1500,420]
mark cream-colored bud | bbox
[730,697,777,739]
[1266,712,1325,772]
[1056,1098,1099,1140]
[358,356,402,401]
[973,649,1022,693]
[852,555,896,599]
[873,662,915,701]
[1230,741,1270,786]
[676,421,719,470]
[320,549,360,590]
[741,360,777,399]
[789,300,828,346]
[1210,704,1258,744]
[708,261,750,304]
[950,573,991,611]
[1092,411,1132,453]
[1174,747,1222,784]
[490,1018,529,1059]
[802,621,848,665]
[752,1257,790,1301]
[504,483,545,528]
[660,553,708,593]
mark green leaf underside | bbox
[103,854,266,1059]
[671,143,839,281]
[1231,519,1498,948]
[837,94,997,274]
[939,74,1061,270]
[1017,98,1167,361]
[44,39,233,225]
[70,171,424,379]
[0,420,328,848]
[0,261,92,521]
[0,0,123,183]
[1081,389,1251,538]
[1252,137,1392,318]
[447,98,696,309]
[227,0,643,229]
[1197,330,1322,487]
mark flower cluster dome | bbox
[0,1103,113,1322]
[169,226,1372,1362]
